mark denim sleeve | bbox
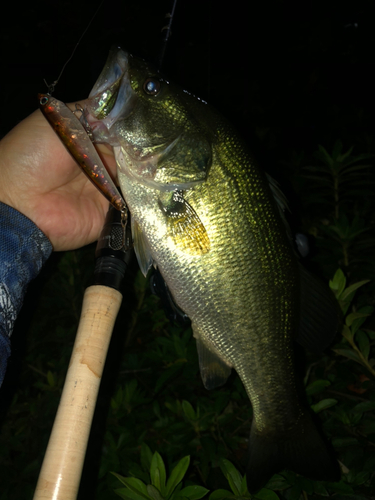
[0,202,53,387]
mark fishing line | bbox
[157,0,178,71]
[44,0,106,95]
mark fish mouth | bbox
[81,46,134,145]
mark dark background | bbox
[2,0,375,166]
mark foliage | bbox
[286,141,375,282]
[329,269,375,377]
[112,447,209,500]
[1,136,375,500]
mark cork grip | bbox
[33,285,122,500]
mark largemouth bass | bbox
[82,47,340,492]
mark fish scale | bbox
[120,120,301,429]
[82,47,340,492]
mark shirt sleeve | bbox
[0,202,53,387]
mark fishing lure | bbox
[37,0,127,216]
[39,93,126,214]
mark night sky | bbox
[2,0,374,168]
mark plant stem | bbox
[347,338,375,377]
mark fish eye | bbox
[40,95,49,105]
[143,78,161,96]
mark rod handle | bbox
[33,285,122,500]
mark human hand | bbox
[0,105,116,251]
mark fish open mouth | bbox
[80,46,134,146]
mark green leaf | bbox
[353,470,370,486]
[305,379,330,395]
[114,487,150,500]
[313,482,329,496]
[265,474,290,489]
[208,489,234,500]
[341,325,354,342]
[182,400,196,420]
[352,401,375,414]
[165,456,190,498]
[254,488,280,500]
[346,312,371,328]
[329,269,346,298]
[240,474,248,496]
[150,452,166,495]
[311,398,338,413]
[154,363,184,394]
[283,485,301,500]
[220,459,242,496]
[340,280,370,300]
[333,348,363,365]
[118,477,150,499]
[178,485,210,500]
[147,485,164,500]
[47,370,55,388]
[141,443,153,472]
[351,307,374,334]
[314,144,334,166]
[112,472,133,488]
[326,481,354,494]
[332,437,359,447]
[111,474,149,495]
[356,330,370,360]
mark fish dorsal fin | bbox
[154,133,212,187]
[195,337,232,390]
[131,217,153,277]
[158,190,210,255]
[296,263,341,353]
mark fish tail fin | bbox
[246,412,340,493]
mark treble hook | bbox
[73,103,94,141]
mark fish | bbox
[81,46,341,492]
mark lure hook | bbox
[74,103,94,140]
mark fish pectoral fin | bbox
[296,263,342,353]
[158,190,210,256]
[195,338,232,390]
[132,217,153,277]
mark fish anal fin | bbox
[159,190,210,256]
[196,338,232,390]
[246,411,340,493]
[296,264,342,353]
[132,217,153,277]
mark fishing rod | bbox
[33,1,180,497]
[33,2,131,498]
[33,206,132,500]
